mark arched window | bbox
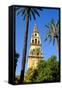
[32,39,34,43]
[37,52,39,55]
[35,39,37,44]
[35,33,37,36]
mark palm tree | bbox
[16,7,42,83]
[45,19,59,52]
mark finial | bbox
[34,23,37,26]
[33,23,38,32]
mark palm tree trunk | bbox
[19,15,29,83]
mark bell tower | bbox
[28,24,44,69]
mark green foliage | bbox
[24,55,60,83]
[47,56,60,81]
[24,68,38,83]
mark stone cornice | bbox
[30,43,41,46]
[28,55,43,58]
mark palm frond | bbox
[49,36,52,43]
[53,38,55,45]
[33,8,40,17]
[50,23,53,32]
[51,19,55,26]
[45,24,50,29]
[44,38,48,41]
[16,7,43,21]
[17,8,24,15]
[21,9,26,16]
[23,9,30,20]
[35,7,43,11]
[23,13,26,20]
[31,9,36,20]
[56,21,59,31]
[45,33,51,41]
[51,19,56,33]
[29,11,32,21]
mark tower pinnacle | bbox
[33,23,38,32]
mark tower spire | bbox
[33,23,38,32]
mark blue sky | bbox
[15,7,59,76]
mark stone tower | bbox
[28,24,44,69]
